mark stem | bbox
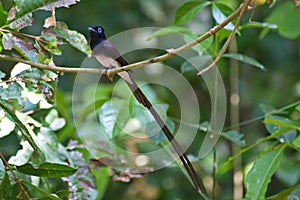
[229,38,243,200]
[0,153,31,200]
[197,0,253,75]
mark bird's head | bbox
[88,25,106,49]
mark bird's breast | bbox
[94,54,121,68]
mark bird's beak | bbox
[88,27,96,33]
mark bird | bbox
[88,25,149,107]
[88,25,204,193]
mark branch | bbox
[197,0,252,75]
[1,1,248,76]
[0,153,31,200]
[0,54,104,74]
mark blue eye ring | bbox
[97,27,102,33]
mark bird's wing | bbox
[101,39,128,66]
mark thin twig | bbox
[197,0,253,75]
[1,1,246,76]
[212,148,217,200]
[0,54,105,74]
[0,153,31,200]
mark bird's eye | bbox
[97,27,102,34]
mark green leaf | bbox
[212,3,235,30]
[97,99,129,139]
[174,1,211,24]
[276,157,300,186]
[17,162,77,177]
[267,184,300,200]
[0,172,12,199]
[264,116,300,132]
[7,0,80,29]
[91,167,111,200]
[41,0,80,11]
[292,135,300,148]
[78,98,109,124]
[0,159,4,181]
[8,13,33,30]
[8,0,57,22]
[260,104,277,114]
[15,68,44,82]
[266,2,300,39]
[0,100,45,164]
[222,130,246,146]
[215,28,231,43]
[22,180,61,200]
[245,146,286,199]
[43,21,91,55]
[184,33,213,55]
[147,26,192,40]
[45,109,66,131]
[0,82,22,102]
[223,53,266,71]
[2,33,40,62]
[0,2,7,26]
[296,104,300,112]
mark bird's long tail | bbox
[118,71,205,194]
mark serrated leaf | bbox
[147,26,192,40]
[41,0,80,11]
[43,22,91,55]
[174,1,211,24]
[212,3,235,30]
[7,0,80,30]
[245,146,285,199]
[266,2,300,39]
[8,0,58,23]
[8,13,33,30]
[0,2,7,26]
[2,33,40,62]
[15,68,44,82]
[223,53,266,71]
[17,162,77,177]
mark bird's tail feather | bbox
[118,71,151,108]
[118,71,205,193]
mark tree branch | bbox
[0,54,104,74]
[0,1,248,77]
[197,0,252,75]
